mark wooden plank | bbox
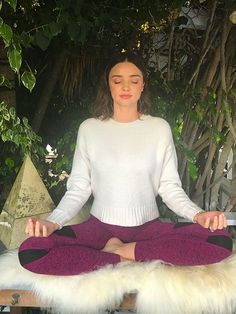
[0,290,44,308]
[0,289,136,311]
[10,307,26,314]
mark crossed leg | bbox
[102,221,233,266]
[18,217,233,275]
[18,216,120,275]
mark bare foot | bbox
[102,237,124,253]
[102,237,136,261]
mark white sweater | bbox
[47,115,202,227]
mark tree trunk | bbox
[210,131,234,207]
[32,49,67,133]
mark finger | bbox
[28,219,35,237]
[35,221,41,237]
[42,225,48,237]
[25,219,30,234]
[220,214,227,229]
[218,214,224,229]
[204,217,210,228]
[223,214,228,228]
[211,215,218,231]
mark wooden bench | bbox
[0,289,136,314]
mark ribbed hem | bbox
[91,203,159,226]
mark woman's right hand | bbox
[25,218,60,237]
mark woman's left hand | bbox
[193,211,227,231]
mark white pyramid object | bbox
[0,156,55,249]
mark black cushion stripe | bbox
[18,249,48,266]
[174,222,194,229]
[207,235,233,251]
[54,225,76,238]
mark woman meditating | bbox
[18,52,232,275]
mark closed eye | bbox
[112,79,122,84]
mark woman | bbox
[18,52,232,275]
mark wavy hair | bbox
[92,52,150,119]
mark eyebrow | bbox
[111,74,142,78]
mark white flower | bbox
[46,144,53,153]
[48,170,57,177]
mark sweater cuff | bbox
[46,210,69,229]
[46,219,62,230]
[192,209,205,223]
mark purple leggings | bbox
[18,216,232,276]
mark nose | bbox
[122,81,130,91]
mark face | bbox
[108,61,144,110]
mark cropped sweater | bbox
[47,115,202,227]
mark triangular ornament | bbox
[0,156,55,248]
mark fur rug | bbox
[1,250,236,314]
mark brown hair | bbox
[92,51,150,119]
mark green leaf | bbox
[0,17,3,27]
[22,117,28,126]
[3,110,10,121]
[20,31,33,48]
[0,121,3,130]
[7,48,22,73]
[21,71,36,92]
[13,133,20,145]
[5,0,17,11]
[230,88,236,100]
[12,40,22,53]
[0,73,5,85]
[5,128,14,140]
[68,21,81,41]
[1,133,7,141]
[47,22,62,37]
[0,74,12,88]
[0,23,13,46]
[34,31,51,51]
[57,10,69,26]
[13,116,20,126]
[188,161,198,181]
[9,106,15,118]
[5,157,14,169]
[0,1,2,10]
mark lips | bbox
[120,94,132,99]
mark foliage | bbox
[0,101,43,183]
[41,102,90,204]
[0,2,35,91]
[149,69,199,181]
[0,0,187,202]
[0,0,235,214]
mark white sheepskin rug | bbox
[1,250,236,314]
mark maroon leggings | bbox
[18,216,232,275]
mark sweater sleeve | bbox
[47,124,92,227]
[157,124,203,221]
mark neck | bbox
[112,107,140,123]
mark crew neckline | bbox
[109,114,150,125]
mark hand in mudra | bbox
[194,211,227,231]
[25,218,60,237]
